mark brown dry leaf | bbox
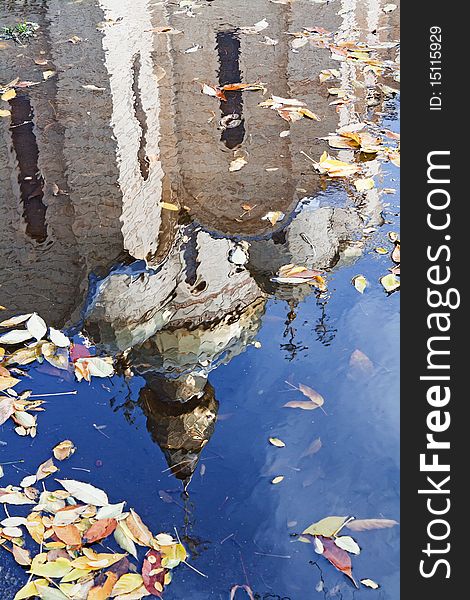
[346,518,399,531]
[125,510,153,546]
[36,458,58,481]
[221,82,266,93]
[53,440,76,461]
[201,83,227,101]
[53,523,82,546]
[12,544,32,566]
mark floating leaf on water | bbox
[392,243,400,263]
[352,275,368,294]
[388,231,400,243]
[0,314,33,328]
[361,578,380,589]
[83,518,117,543]
[56,479,109,506]
[334,535,361,555]
[262,211,284,226]
[26,313,47,341]
[269,437,286,448]
[12,544,31,566]
[300,516,349,540]
[271,476,284,484]
[49,328,70,348]
[114,522,138,559]
[380,274,400,293]
[375,247,388,254]
[0,329,33,345]
[160,202,179,211]
[53,440,76,461]
[313,536,324,554]
[111,574,144,596]
[318,536,358,588]
[346,518,399,532]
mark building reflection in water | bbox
[0,0,398,487]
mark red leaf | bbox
[83,518,117,544]
[70,343,91,362]
[318,536,358,588]
[142,549,166,597]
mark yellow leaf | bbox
[29,556,73,579]
[352,275,368,294]
[0,109,9,117]
[271,476,284,484]
[14,579,48,600]
[269,437,285,448]
[1,88,16,101]
[300,516,349,541]
[160,202,179,211]
[354,178,375,192]
[111,574,144,596]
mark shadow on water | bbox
[0,0,400,597]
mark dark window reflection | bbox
[216,31,245,149]
[9,94,47,243]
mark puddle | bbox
[0,0,399,598]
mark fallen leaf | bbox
[36,458,58,481]
[53,440,76,461]
[346,518,399,532]
[349,350,374,375]
[56,479,109,506]
[84,518,117,543]
[271,476,284,484]
[49,328,70,348]
[0,109,11,117]
[0,329,33,345]
[318,536,358,587]
[314,152,359,177]
[361,578,380,589]
[160,202,179,211]
[1,88,16,101]
[125,509,153,546]
[89,571,119,600]
[380,274,400,293]
[202,83,226,101]
[42,70,56,80]
[12,545,32,566]
[301,516,349,539]
[53,524,82,546]
[240,19,269,34]
[81,84,106,91]
[111,574,144,596]
[334,535,361,555]
[142,549,165,597]
[392,243,400,263]
[352,275,368,294]
[262,211,284,226]
[269,437,285,448]
[229,156,247,172]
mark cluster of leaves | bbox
[299,515,399,590]
[0,311,115,436]
[0,444,187,599]
[271,264,327,292]
[352,231,400,295]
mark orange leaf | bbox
[52,524,82,546]
[89,571,119,600]
[84,518,117,544]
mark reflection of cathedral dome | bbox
[140,381,218,488]
[131,296,266,379]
